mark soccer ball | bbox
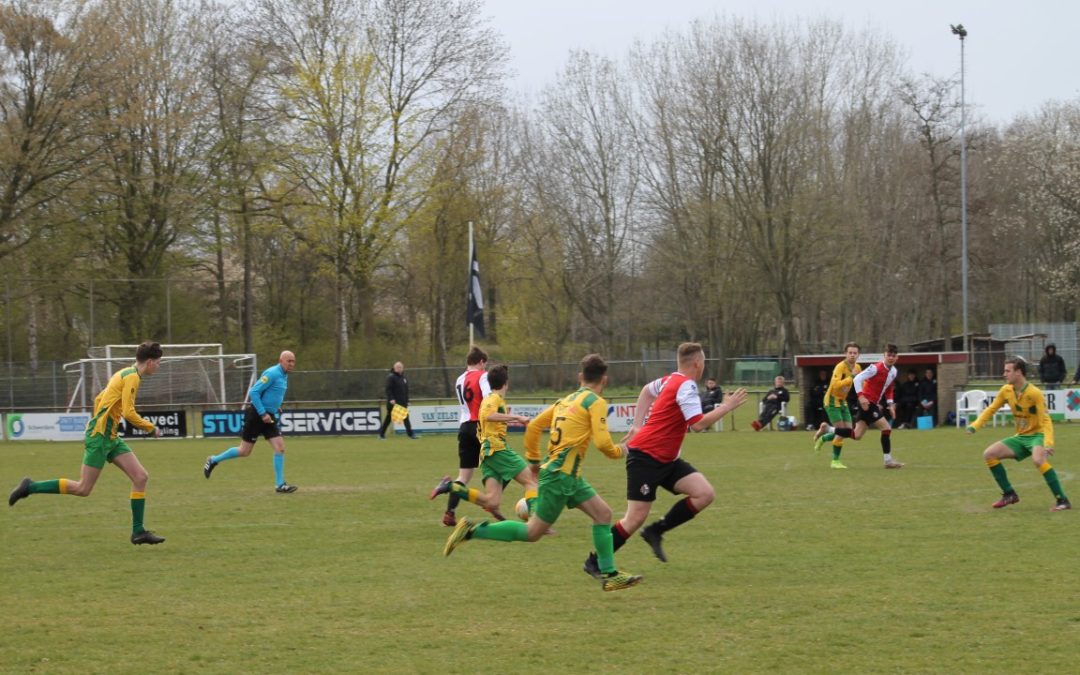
[515,497,530,521]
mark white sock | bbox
[883,453,893,463]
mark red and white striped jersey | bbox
[628,372,703,463]
[853,362,897,405]
[455,368,491,424]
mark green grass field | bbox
[3,425,1078,673]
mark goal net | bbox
[65,343,258,411]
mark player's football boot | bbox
[1051,498,1071,512]
[582,553,603,579]
[429,476,452,500]
[275,483,298,493]
[131,530,165,545]
[443,517,474,557]
[601,571,643,592]
[203,456,217,479]
[640,524,668,563]
[8,477,32,506]
[884,460,905,469]
[991,491,1020,509]
[830,460,848,469]
[442,510,457,527]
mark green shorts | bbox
[1002,433,1044,461]
[533,468,597,525]
[825,403,853,425]
[480,448,528,484]
[83,433,133,470]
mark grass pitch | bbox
[2,425,1078,673]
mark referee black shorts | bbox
[240,405,282,443]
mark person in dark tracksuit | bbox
[379,361,417,439]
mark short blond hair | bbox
[677,342,703,365]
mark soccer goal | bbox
[64,343,258,412]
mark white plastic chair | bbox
[955,390,987,428]
[992,404,1012,427]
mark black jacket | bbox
[762,386,790,410]
[385,370,409,405]
[918,376,937,405]
[701,386,723,413]
[1039,345,1067,384]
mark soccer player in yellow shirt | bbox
[967,357,1070,511]
[813,342,862,468]
[8,341,167,544]
[442,354,643,592]
[430,364,534,520]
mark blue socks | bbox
[211,447,241,464]
[273,453,285,487]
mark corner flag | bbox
[467,241,485,339]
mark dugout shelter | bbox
[793,351,967,422]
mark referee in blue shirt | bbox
[203,350,299,493]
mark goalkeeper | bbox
[203,350,298,493]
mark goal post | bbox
[64,343,258,412]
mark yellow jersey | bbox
[524,387,622,478]
[86,366,154,439]
[824,360,861,408]
[477,391,510,456]
[971,382,1054,447]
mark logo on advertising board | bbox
[119,410,187,438]
[201,408,382,437]
[4,412,91,441]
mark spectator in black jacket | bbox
[918,368,938,427]
[378,361,417,439]
[700,377,724,432]
[895,369,921,428]
[751,375,790,431]
[1038,344,1067,389]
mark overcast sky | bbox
[481,0,1078,124]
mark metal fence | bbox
[7,349,1073,412]
[0,357,794,411]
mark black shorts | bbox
[858,402,886,426]
[457,421,481,470]
[625,448,698,502]
[241,406,282,443]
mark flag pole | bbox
[468,221,474,348]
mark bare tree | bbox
[0,0,101,259]
[534,50,639,355]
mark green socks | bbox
[131,491,146,534]
[29,479,62,494]
[593,524,616,574]
[471,520,528,542]
[987,460,1012,493]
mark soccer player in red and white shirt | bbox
[852,343,905,469]
[430,346,491,525]
[586,343,748,571]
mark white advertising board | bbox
[6,412,91,441]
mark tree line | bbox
[1,0,1077,375]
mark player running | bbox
[851,343,904,469]
[8,341,166,545]
[443,354,643,592]
[583,342,747,568]
[432,346,490,526]
[431,364,532,521]
[813,342,862,469]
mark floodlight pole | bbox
[952,23,970,366]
